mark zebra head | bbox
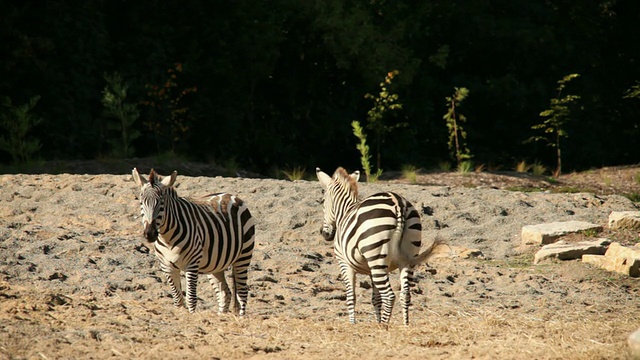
[316,167,360,242]
[132,168,177,243]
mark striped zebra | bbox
[132,168,255,315]
[316,167,439,325]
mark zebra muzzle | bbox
[143,222,158,242]
[320,226,335,241]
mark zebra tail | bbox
[408,236,448,266]
[391,204,448,266]
[388,203,406,261]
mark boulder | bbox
[605,242,640,260]
[608,211,640,230]
[521,221,602,245]
[533,238,610,264]
[629,327,640,360]
[582,242,640,277]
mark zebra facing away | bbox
[316,167,439,325]
[132,168,255,315]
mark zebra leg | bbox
[232,263,250,316]
[399,266,415,326]
[164,268,184,308]
[370,275,382,323]
[207,272,231,313]
[184,268,199,313]
[371,267,395,324]
[339,262,357,324]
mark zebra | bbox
[316,167,439,325]
[132,168,255,315]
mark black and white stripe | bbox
[316,167,437,325]
[132,168,255,315]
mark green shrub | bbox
[282,166,306,181]
[352,120,381,182]
[401,164,419,184]
[443,87,471,166]
[102,72,141,158]
[457,160,474,174]
[531,162,547,176]
[142,63,197,154]
[623,81,640,99]
[353,70,404,180]
[527,73,581,177]
[0,96,42,164]
[438,161,452,172]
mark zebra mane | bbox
[333,167,358,198]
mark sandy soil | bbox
[1,164,640,359]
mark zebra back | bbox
[317,167,423,273]
[132,168,255,274]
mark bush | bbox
[0,96,42,164]
[101,72,141,158]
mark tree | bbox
[443,87,471,166]
[363,70,405,173]
[528,74,581,177]
[0,96,42,164]
[101,72,141,158]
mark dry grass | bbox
[2,257,638,360]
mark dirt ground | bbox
[1,161,640,359]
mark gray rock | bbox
[533,238,610,264]
[521,221,602,245]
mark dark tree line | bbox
[1,0,639,175]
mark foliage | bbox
[438,161,452,172]
[0,96,42,164]
[363,70,406,171]
[221,158,241,177]
[457,160,474,174]
[443,87,471,166]
[401,164,419,184]
[625,193,640,203]
[352,120,381,182]
[546,176,559,185]
[281,166,306,181]
[527,74,581,177]
[101,72,141,158]
[142,63,197,154]
[515,160,531,173]
[531,162,547,176]
[0,2,639,172]
[580,229,600,237]
[152,151,190,169]
[623,81,640,99]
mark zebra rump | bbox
[132,168,255,315]
[316,167,440,325]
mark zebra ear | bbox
[148,169,159,185]
[316,167,331,188]
[350,170,360,182]
[161,170,177,187]
[132,168,147,186]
